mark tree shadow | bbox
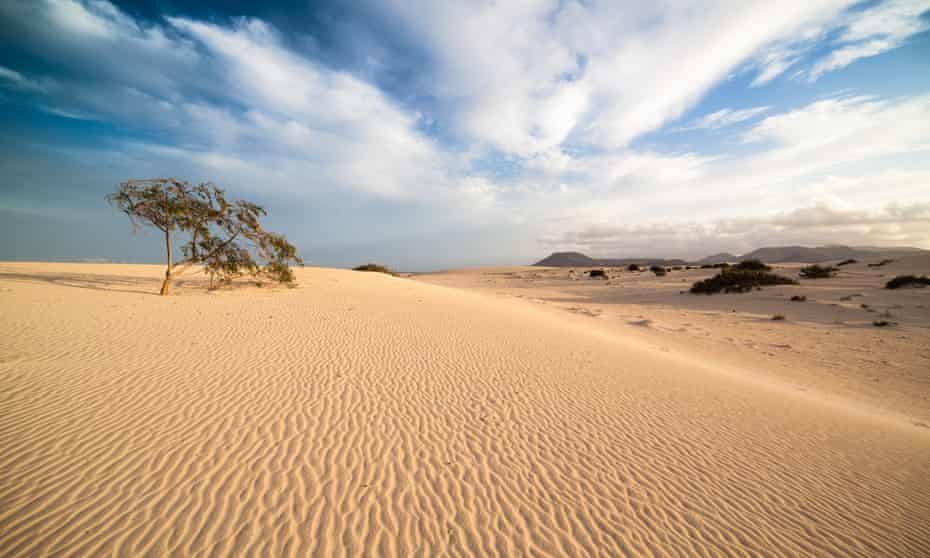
[0,270,172,296]
[0,269,288,296]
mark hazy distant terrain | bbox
[535,245,930,267]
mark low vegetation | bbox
[650,265,666,276]
[353,263,394,274]
[885,275,930,289]
[868,259,894,268]
[588,269,607,278]
[799,264,837,279]
[627,264,640,271]
[734,259,770,271]
[690,268,797,294]
[872,320,892,327]
[790,295,807,302]
[700,262,730,269]
[771,314,785,321]
[837,259,857,266]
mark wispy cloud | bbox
[681,107,770,131]
[809,0,930,80]
[752,0,930,85]
[0,65,47,92]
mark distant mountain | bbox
[692,252,737,265]
[534,245,929,267]
[740,245,927,263]
[533,252,687,267]
[739,246,856,263]
[534,252,599,267]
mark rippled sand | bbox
[1,262,928,556]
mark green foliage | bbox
[799,264,837,279]
[690,268,797,294]
[735,259,770,271]
[107,178,302,293]
[885,275,930,289]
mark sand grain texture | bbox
[1,262,929,557]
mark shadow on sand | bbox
[0,271,169,296]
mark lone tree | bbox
[107,178,302,295]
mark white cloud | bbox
[162,16,455,199]
[741,94,930,167]
[374,0,855,152]
[37,104,97,120]
[750,46,804,87]
[0,65,47,92]
[0,2,486,205]
[752,0,930,84]
[681,107,770,131]
[840,0,930,42]
[534,94,930,246]
[542,201,930,257]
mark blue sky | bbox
[1,0,929,269]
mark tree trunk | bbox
[160,227,172,296]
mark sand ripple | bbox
[1,264,928,557]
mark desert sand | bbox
[1,261,929,557]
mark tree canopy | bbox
[107,178,302,294]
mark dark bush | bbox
[735,259,770,271]
[837,259,858,266]
[790,295,807,302]
[650,265,666,276]
[771,314,785,321]
[799,264,837,279]
[690,268,798,294]
[588,269,607,278]
[353,263,393,274]
[627,264,640,272]
[868,259,894,268]
[885,275,930,289]
[872,320,892,327]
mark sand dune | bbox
[2,262,929,556]
[418,257,930,425]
